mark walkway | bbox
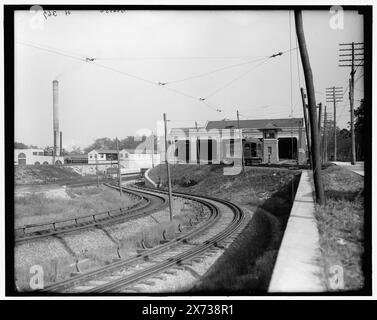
[331,161,364,176]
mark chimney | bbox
[60,131,63,156]
[53,80,60,157]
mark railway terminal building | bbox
[168,118,307,165]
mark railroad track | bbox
[41,185,246,293]
[15,185,167,243]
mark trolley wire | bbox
[17,40,296,115]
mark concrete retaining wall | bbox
[144,167,158,188]
[268,170,327,292]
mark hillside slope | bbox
[148,164,301,293]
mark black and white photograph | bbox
[3,3,372,301]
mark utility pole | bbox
[317,103,322,139]
[95,156,99,187]
[116,137,122,197]
[163,113,173,222]
[350,74,356,165]
[317,102,322,164]
[339,42,364,165]
[295,10,325,205]
[326,86,343,161]
[151,132,155,168]
[300,88,312,168]
[323,107,328,163]
[195,121,200,167]
[236,110,245,173]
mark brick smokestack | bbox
[60,131,62,156]
[53,80,60,156]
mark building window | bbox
[94,154,97,158]
[125,154,128,158]
[264,130,276,139]
[268,146,272,154]
[230,139,234,156]
[33,152,37,155]
[38,152,44,156]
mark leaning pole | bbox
[294,10,325,205]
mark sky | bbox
[14,9,364,150]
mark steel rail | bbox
[42,185,244,293]
[15,185,166,243]
[42,189,220,293]
[87,189,244,293]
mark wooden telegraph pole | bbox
[116,137,122,197]
[326,86,343,161]
[151,132,155,168]
[295,10,325,204]
[323,106,328,162]
[339,42,364,165]
[95,156,99,187]
[300,88,312,168]
[195,121,200,167]
[236,110,245,173]
[317,102,322,163]
[163,113,173,222]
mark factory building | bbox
[14,149,64,165]
[168,118,307,165]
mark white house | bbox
[119,149,160,169]
[87,148,160,169]
[14,149,64,165]
[87,149,118,164]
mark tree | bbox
[354,99,365,160]
[69,146,84,155]
[325,127,351,162]
[84,136,149,153]
[14,142,39,149]
[14,142,28,149]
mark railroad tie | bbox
[181,266,201,279]
[138,280,156,286]
[163,270,178,275]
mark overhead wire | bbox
[203,58,271,100]
[203,47,297,101]
[17,39,297,116]
[16,40,221,113]
[163,56,269,84]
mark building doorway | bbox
[278,137,297,159]
[175,139,190,163]
[198,139,217,164]
[18,153,26,165]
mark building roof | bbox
[15,148,44,152]
[90,149,118,154]
[258,122,282,131]
[169,127,206,135]
[206,118,303,130]
[121,148,136,154]
[65,154,88,159]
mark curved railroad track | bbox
[41,185,246,293]
[15,184,167,243]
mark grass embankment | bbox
[15,197,203,291]
[14,185,137,227]
[15,165,82,184]
[148,164,301,293]
[315,165,364,291]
